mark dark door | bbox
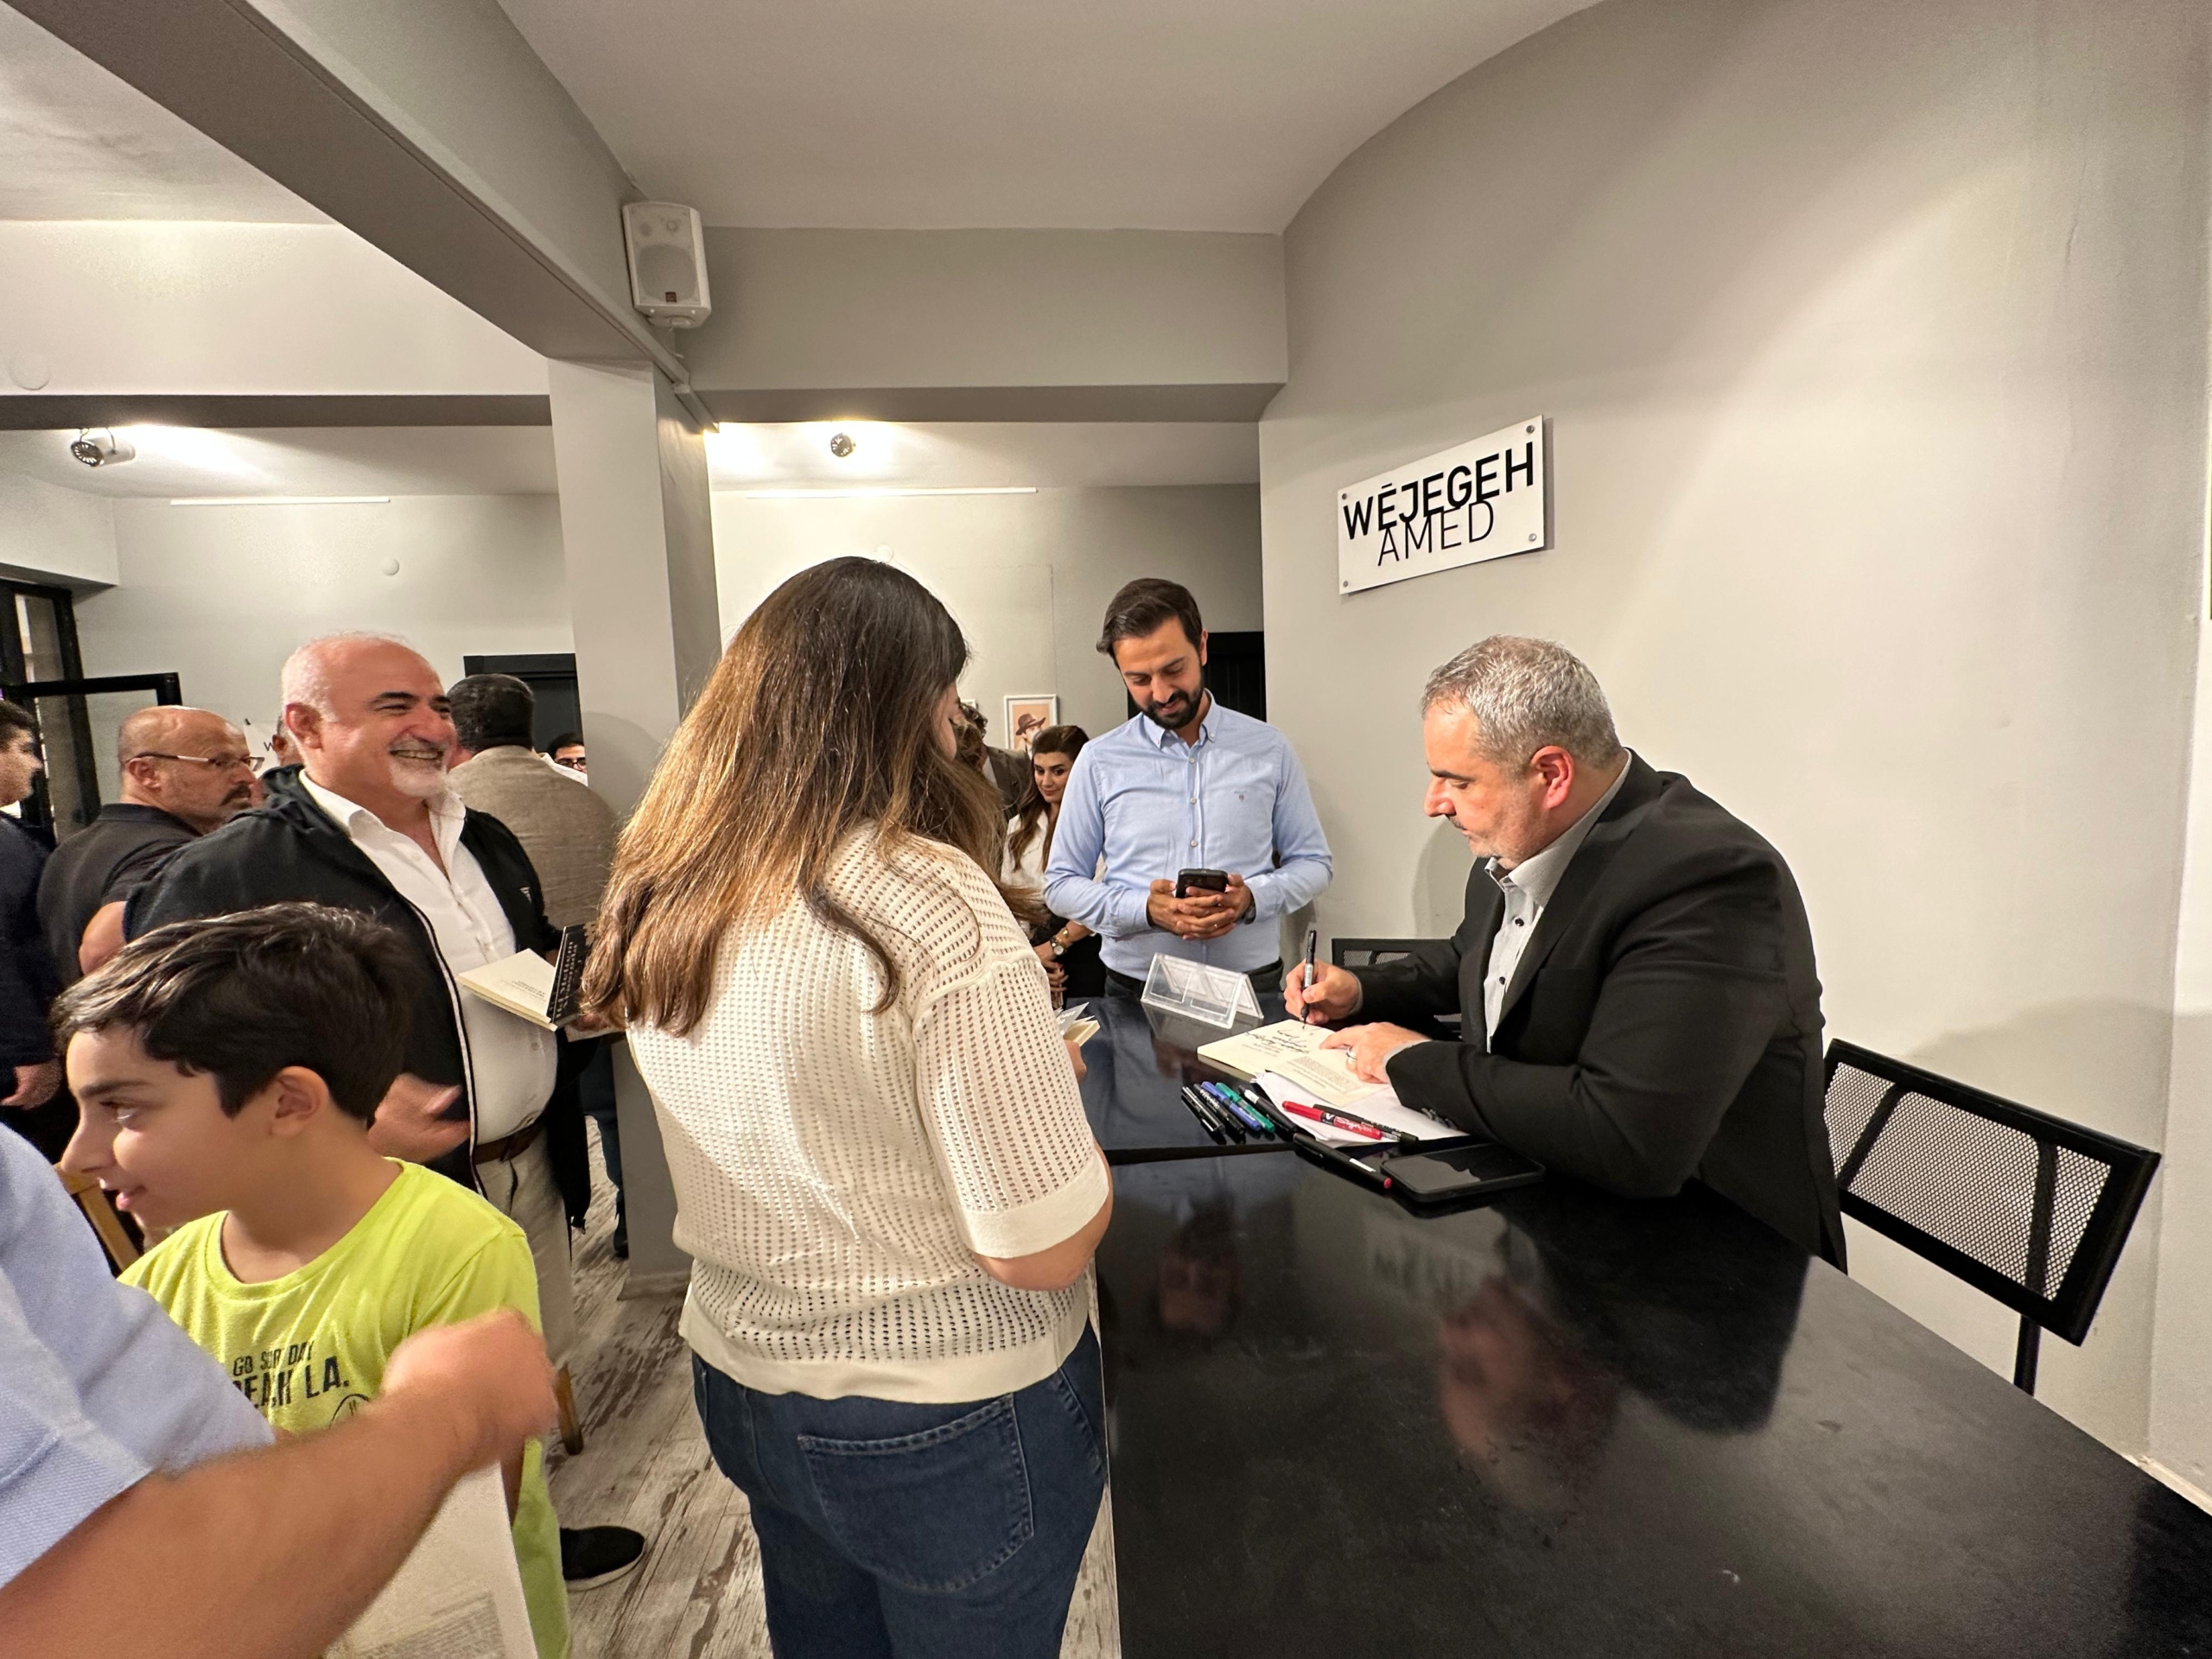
[1125,630,1267,724]
[461,652,582,751]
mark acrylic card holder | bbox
[1140,954,1262,1031]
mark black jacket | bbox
[124,768,587,1219]
[1357,755,1847,1266]
[0,817,58,1069]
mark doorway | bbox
[0,581,183,842]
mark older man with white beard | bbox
[123,632,645,1590]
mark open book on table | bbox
[457,925,587,1032]
[1196,1019,1389,1109]
[328,1465,534,1659]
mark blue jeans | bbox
[691,1325,1107,1659]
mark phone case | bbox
[1382,1143,1545,1201]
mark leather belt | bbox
[472,1118,543,1166]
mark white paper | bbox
[330,1466,535,1659]
[1250,1071,1458,1147]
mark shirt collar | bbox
[1138,692,1217,753]
[301,771,465,849]
[1490,756,1631,907]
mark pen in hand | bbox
[1297,927,1320,1023]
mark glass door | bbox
[0,578,184,842]
[6,674,185,842]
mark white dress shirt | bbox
[1043,700,1333,978]
[1482,760,1630,1040]
[301,774,556,1141]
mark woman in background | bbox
[583,556,1111,1659]
[1003,726,1103,1002]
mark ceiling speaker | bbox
[621,201,713,329]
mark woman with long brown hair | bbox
[1001,725,1103,1001]
[583,557,1112,1657]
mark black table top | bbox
[1094,1152,2212,1657]
[1077,992,1296,1164]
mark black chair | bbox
[1331,937,1452,971]
[1331,938,1461,1033]
[1822,1039,2159,1394]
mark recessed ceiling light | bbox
[828,430,856,459]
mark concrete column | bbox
[548,359,721,1294]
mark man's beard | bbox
[1141,684,1204,734]
[387,747,449,799]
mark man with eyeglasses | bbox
[37,707,257,988]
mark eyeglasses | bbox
[550,755,587,772]
[133,752,257,772]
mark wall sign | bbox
[1336,417,1548,594]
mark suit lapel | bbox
[1493,756,1661,1031]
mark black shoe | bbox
[561,1524,645,1589]
[612,1228,628,1261]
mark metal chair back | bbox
[1822,1039,2158,1393]
[1331,937,1451,971]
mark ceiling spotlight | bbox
[828,430,856,459]
[69,428,135,468]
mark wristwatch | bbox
[1047,938,1068,960]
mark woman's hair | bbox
[582,556,1023,1034]
[1007,725,1090,873]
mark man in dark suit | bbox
[1287,637,1845,1265]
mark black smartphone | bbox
[1382,1141,1544,1201]
[1175,868,1230,898]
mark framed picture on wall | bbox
[1005,695,1058,752]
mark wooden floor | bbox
[545,1127,1122,1657]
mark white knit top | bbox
[627,827,1110,1404]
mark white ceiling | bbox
[0,421,1257,499]
[0,5,322,222]
[497,0,1596,232]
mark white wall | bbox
[1261,0,2209,1454]
[2152,621,2212,1489]
[711,485,1263,744]
[0,222,543,397]
[74,494,571,726]
[0,473,118,587]
[691,229,1285,399]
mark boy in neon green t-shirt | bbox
[58,903,568,1659]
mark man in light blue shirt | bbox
[1046,579,1332,997]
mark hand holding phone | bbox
[1149,871,1244,940]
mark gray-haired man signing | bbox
[1286,636,1846,1265]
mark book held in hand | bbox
[328,1465,536,1659]
[457,925,588,1031]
